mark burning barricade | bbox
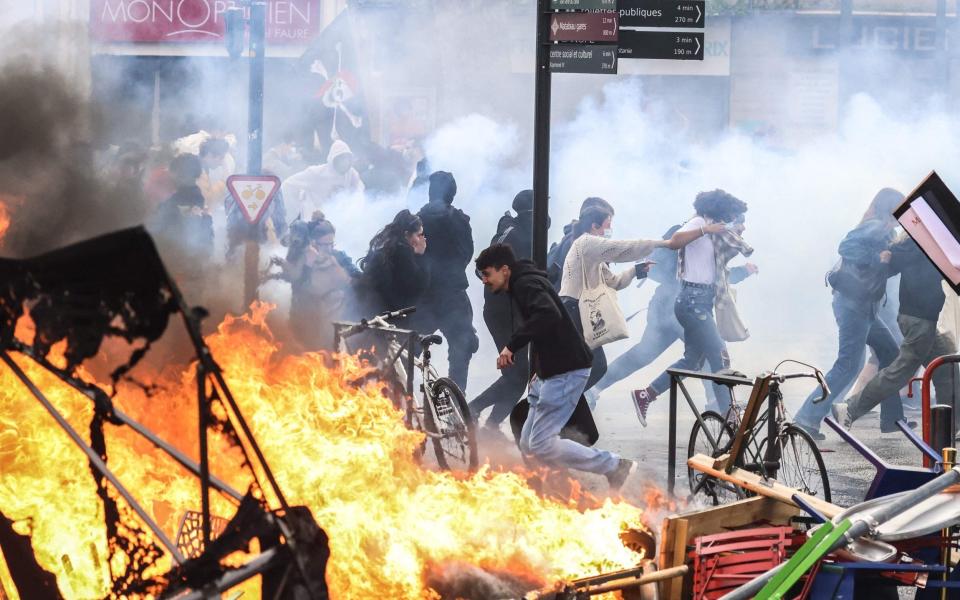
[0,227,653,599]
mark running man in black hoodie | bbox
[475,244,635,490]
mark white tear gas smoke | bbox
[4,4,960,408]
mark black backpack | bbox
[491,211,516,245]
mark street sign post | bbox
[226,175,281,225]
[549,12,619,42]
[617,0,705,28]
[550,44,618,74]
[618,30,704,60]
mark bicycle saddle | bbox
[420,334,443,347]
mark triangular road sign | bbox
[226,175,281,225]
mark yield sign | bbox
[226,175,281,225]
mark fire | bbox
[0,302,648,599]
[0,195,18,247]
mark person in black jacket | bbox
[468,189,535,431]
[416,171,479,391]
[833,235,959,430]
[475,244,635,490]
[354,209,429,318]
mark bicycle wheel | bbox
[687,411,743,505]
[772,425,831,503]
[423,377,478,472]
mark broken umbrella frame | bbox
[0,232,328,598]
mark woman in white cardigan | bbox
[558,205,667,391]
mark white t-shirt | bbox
[678,216,716,284]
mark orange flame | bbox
[0,303,649,599]
[0,195,18,247]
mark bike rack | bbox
[666,368,754,496]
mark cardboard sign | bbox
[226,175,280,225]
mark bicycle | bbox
[333,307,479,472]
[687,361,832,506]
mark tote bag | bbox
[576,242,628,349]
[715,287,749,342]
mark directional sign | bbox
[226,175,281,225]
[618,0,704,28]
[549,13,619,42]
[618,30,704,60]
[550,0,617,9]
[550,44,618,74]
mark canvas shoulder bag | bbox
[715,286,749,342]
[576,240,628,349]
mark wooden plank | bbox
[688,453,842,518]
[686,498,799,542]
[721,376,768,472]
[667,517,688,600]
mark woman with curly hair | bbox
[630,189,748,426]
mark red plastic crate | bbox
[689,526,806,600]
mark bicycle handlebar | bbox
[773,370,830,403]
[336,307,418,340]
[378,306,416,321]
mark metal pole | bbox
[668,376,677,496]
[0,351,185,564]
[931,404,954,456]
[532,0,552,269]
[197,363,212,549]
[941,447,956,600]
[247,2,265,175]
[244,1,267,309]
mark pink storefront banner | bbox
[90,0,322,44]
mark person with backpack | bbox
[547,197,615,290]
[792,188,904,440]
[415,171,479,391]
[832,234,958,432]
[584,223,757,407]
[468,190,536,433]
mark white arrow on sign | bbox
[226,175,281,225]
[695,36,701,55]
[696,4,702,23]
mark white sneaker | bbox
[831,402,852,429]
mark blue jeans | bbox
[650,284,730,409]
[596,286,682,392]
[520,368,620,475]
[795,294,902,432]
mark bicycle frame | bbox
[333,319,418,421]
[332,319,448,440]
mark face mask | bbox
[601,229,613,239]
